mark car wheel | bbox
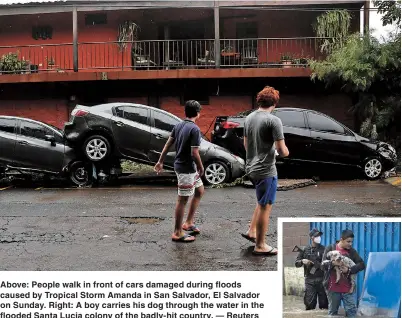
[83,135,111,162]
[363,157,383,180]
[204,161,230,185]
[69,161,92,187]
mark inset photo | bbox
[282,221,401,317]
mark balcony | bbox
[0,37,325,82]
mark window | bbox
[85,14,107,26]
[154,111,179,132]
[274,110,306,129]
[0,118,15,134]
[20,121,55,140]
[116,107,148,125]
[307,112,346,134]
[32,26,53,40]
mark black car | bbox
[63,103,245,185]
[0,116,93,186]
[211,108,398,180]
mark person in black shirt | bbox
[154,100,205,243]
[295,228,328,310]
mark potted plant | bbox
[46,56,55,69]
[280,53,293,68]
[0,52,29,74]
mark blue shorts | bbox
[251,176,278,206]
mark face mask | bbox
[313,236,321,244]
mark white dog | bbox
[325,250,356,294]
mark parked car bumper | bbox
[230,156,245,180]
[378,142,398,171]
[64,119,89,144]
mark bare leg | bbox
[173,196,189,238]
[246,203,259,239]
[254,203,275,253]
[184,185,204,227]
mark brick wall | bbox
[283,222,310,297]
[0,99,69,129]
[160,95,253,137]
[283,222,310,265]
[107,97,148,105]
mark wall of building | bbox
[0,77,355,137]
[0,6,360,70]
[282,222,310,297]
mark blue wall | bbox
[309,222,401,305]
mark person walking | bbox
[241,86,289,255]
[295,228,328,310]
[322,229,366,317]
[154,100,204,243]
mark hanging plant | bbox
[313,9,351,54]
[117,21,140,52]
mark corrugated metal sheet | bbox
[309,222,401,305]
[0,0,66,5]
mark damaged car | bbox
[211,107,398,180]
[0,115,93,186]
[64,103,245,186]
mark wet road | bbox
[0,180,400,271]
[283,296,392,317]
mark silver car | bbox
[0,115,92,186]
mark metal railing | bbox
[0,37,327,74]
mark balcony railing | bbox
[0,37,326,74]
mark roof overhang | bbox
[0,0,366,16]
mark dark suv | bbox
[0,116,92,186]
[64,103,245,185]
[211,108,398,180]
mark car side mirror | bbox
[45,134,56,146]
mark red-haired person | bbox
[241,86,289,255]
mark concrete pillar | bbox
[364,0,370,34]
[72,6,78,72]
[164,25,170,65]
[214,1,220,68]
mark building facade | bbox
[0,0,367,134]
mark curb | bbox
[242,179,316,191]
[383,177,401,187]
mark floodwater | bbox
[283,296,393,318]
[283,296,331,318]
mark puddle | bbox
[120,217,165,224]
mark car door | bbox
[306,111,361,166]
[148,109,180,167]
[0,117,18,166]
[14,119,66,172]
[272,109,313,162]
[111,105,152,161]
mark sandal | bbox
[172,233,195,243]
[252,247,278,256]
[241,233,256,243]
[182,224,201,234]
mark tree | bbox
[373,0,401,27]
[309,5,401,152]
[312,9,351,54]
